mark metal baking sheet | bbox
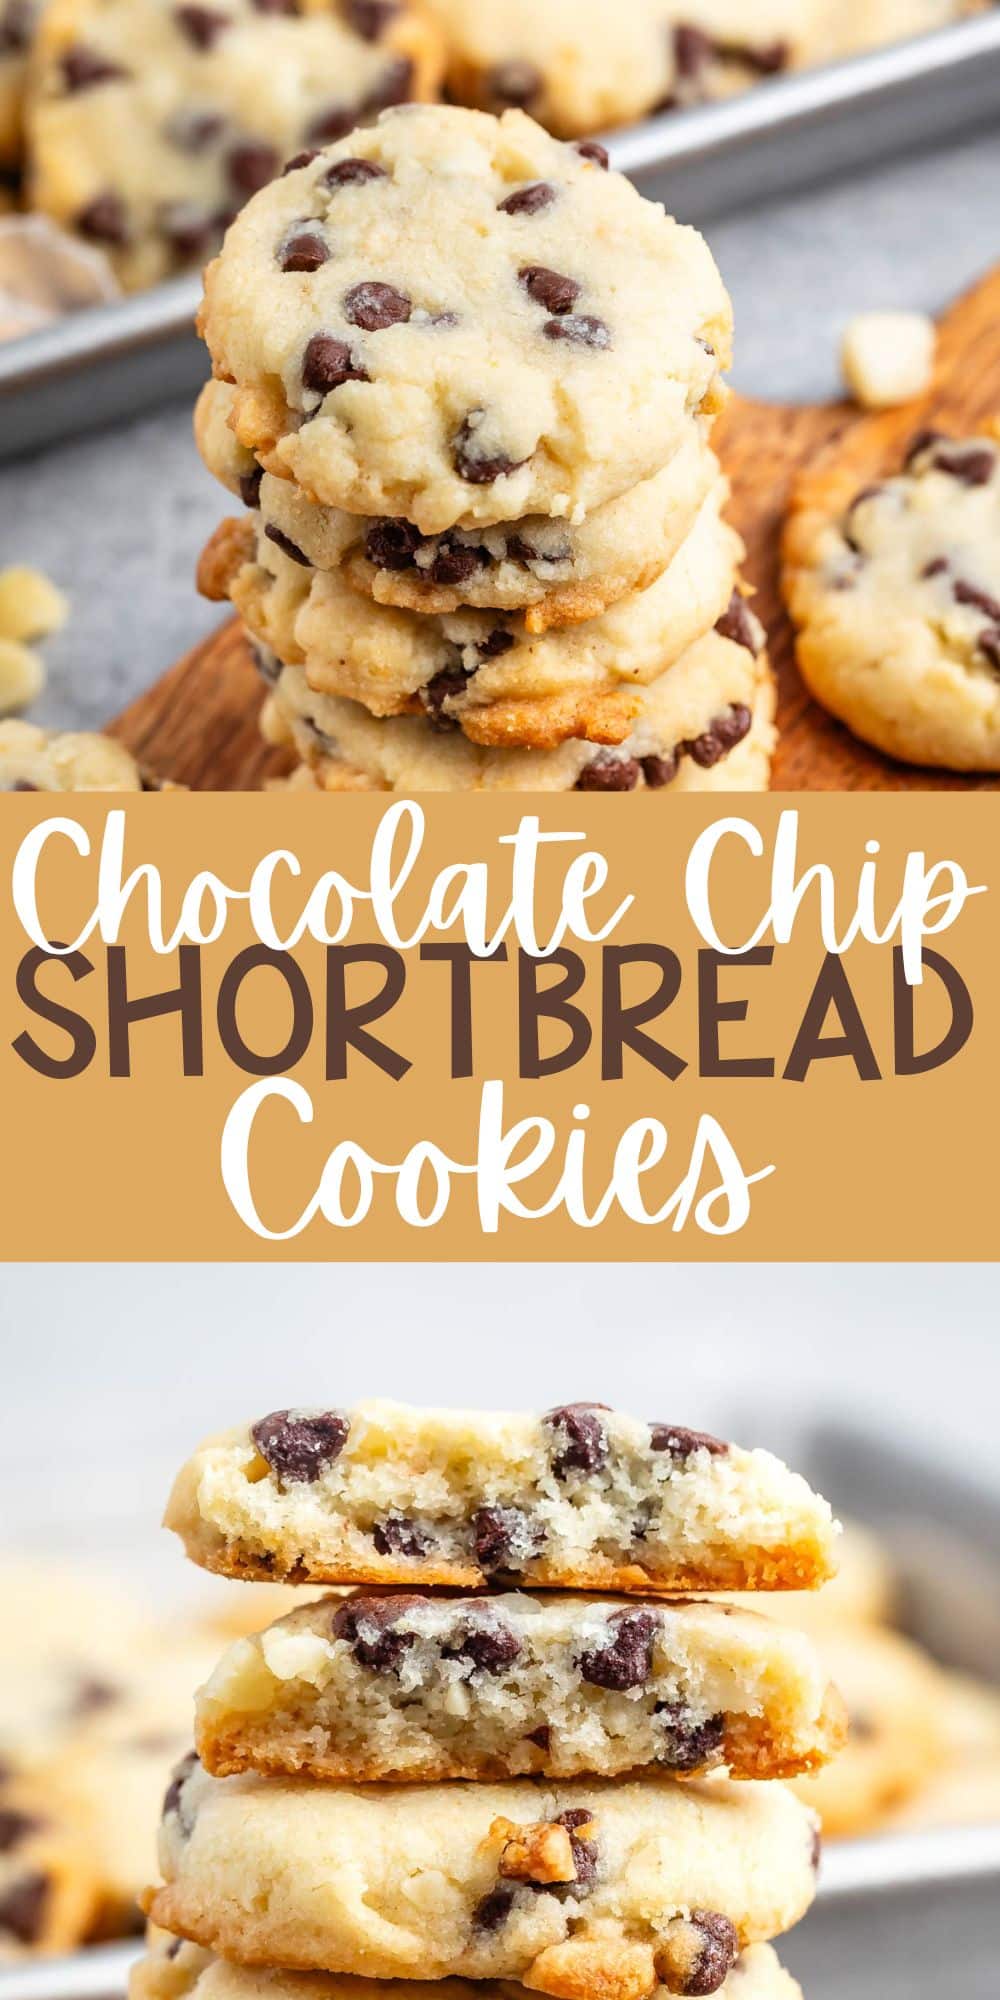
[2,12,1000,461]
[0,1422,996,2000]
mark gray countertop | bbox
[3,128,1000,734]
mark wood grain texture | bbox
[111,265,1000,792]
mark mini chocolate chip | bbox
[77,191,129,244]
[714,589,761,655]
[279,229,329,272]
[0,1810,42,1854]
[344,281,412,330]
[473,1884,516,1932]
[71,1675,119,1717]
[953,577,1000,623]
[454,415,528,485]
[0,1872,49,1946]
[239,466,264,508]
[445,1616,522,1674]
[308,103,357,143]
[333,1595,423,1671]
[174,4,229,48]
[649,1422,728,1458]
[656,1704,726,1773]
[682,705,752,769]
[641,752,679,789]
[251,1408,350,1479]
[253,0,297,10]
[904,427,946,466]
[546,1402,610,1476]
[159,203,217,260]
[472,1503,542,1576]
[302,332,369,392]
[344,0,399,37]
[575,140,609,168]
[505,534,538,566]
[264,524,311,566]
[519,266,580,315]
[477,628,516,660]
[498,181,555,217]
[423,663,469,725]
[365,54,413,108]
[166,1938,184,1960]
[576,753,640,791]
[980,628,1000,670]
[543,314,611,350]
[366,518,424,569]
[165,108,225,154]
[674,24,713,77]
[325,155,388,187]
[61,44,130,89]
[926,442,996,486]
[810,1824,822,1872]
[921,556,949,579]
[488,58,542,107]
[6,781,40,791]
[161,1751,199,1824]
[430,540,488,586]
[282,148,320,175]
[684,1913,739,1996]
[227,140,279,196]
[527,1725,551,1750]
[738,38,788,73]
[372,1514,432,1559]
[556,1809,598,1890]
[0,1,32,54]
[579,1610,657,1691]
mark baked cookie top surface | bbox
[27,0,442,291]
[783,427,1000,770]
[200,105,732,533]
[149,1758,820,1987]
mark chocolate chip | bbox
[810,1825,823,1872]
[0,1810,42,1854]
[76,192,129,244]
[160,203,218,261]
[454,415,528,485]
[423,663,469,725]
[980,628,1000,670]
[366,54,413,108]
[649,1423,728,1459]
[505,534,538,566]
[546,1402,610,1476]
[308,103,358,143]
[302,332,369,392]
[71,1675,119,1717]
[498,181,556,217]
[445,1615,521,1674]
[921,556,949,579]
[579,1610,657,1691]
[344,281,412,330]
[923,440,995,485]
[674,24,713,77]
[227,139,279,195]
[0,1,32,54]
[430,540,488,587]
[556,1809,598,1890]
[264,524,311,566]
[472,1504,542,1576]
[738,39,788,73]
[253,0,297,11]
[372,1514,432,1559]
[683,1913,739,1996]
[5,781,40,792]
[527,1725,550,1750]
[543,314,612,350]
[344,0,399,37]
[904,427,946,466]
[325,156,388,188]
[714,590,761,655]
[161,1751,199,1826]
[366,518,423,569]
[575,753,640,791]
[656,1704,726,1773]
[174,4,229,47]
[473,1884,516,1932]
[0,1873,49,1946]
[953,577,1000,623]
[682,705,752,770]
[279,229,329,272]
[251,1408,350,1479]
[477,628,516,660]
[333,1594,423,1671]
[575,140,609,168]
[641,753,679,789]
[61,44,130,89]
[165,108,225,154]
[519,266,580,315]
[282,150,320,176]
[488,59,542,108]
[240,467,264,509]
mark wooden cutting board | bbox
[111,264,1000,792]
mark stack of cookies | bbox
[134,1399,845,2000]
[194,103,777,794]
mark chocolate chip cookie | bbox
[26,0,443,291]
[146,1757,820,1994]
[782,425,1000,770]
[198,104,731,534]
[0,1765,99,1960]
[0,717,145,788]
[198,475,742,748]
[165,1400,835,1592]
[196,378,719,630]
[195,1588,845,1785]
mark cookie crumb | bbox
[840,312,936,410]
